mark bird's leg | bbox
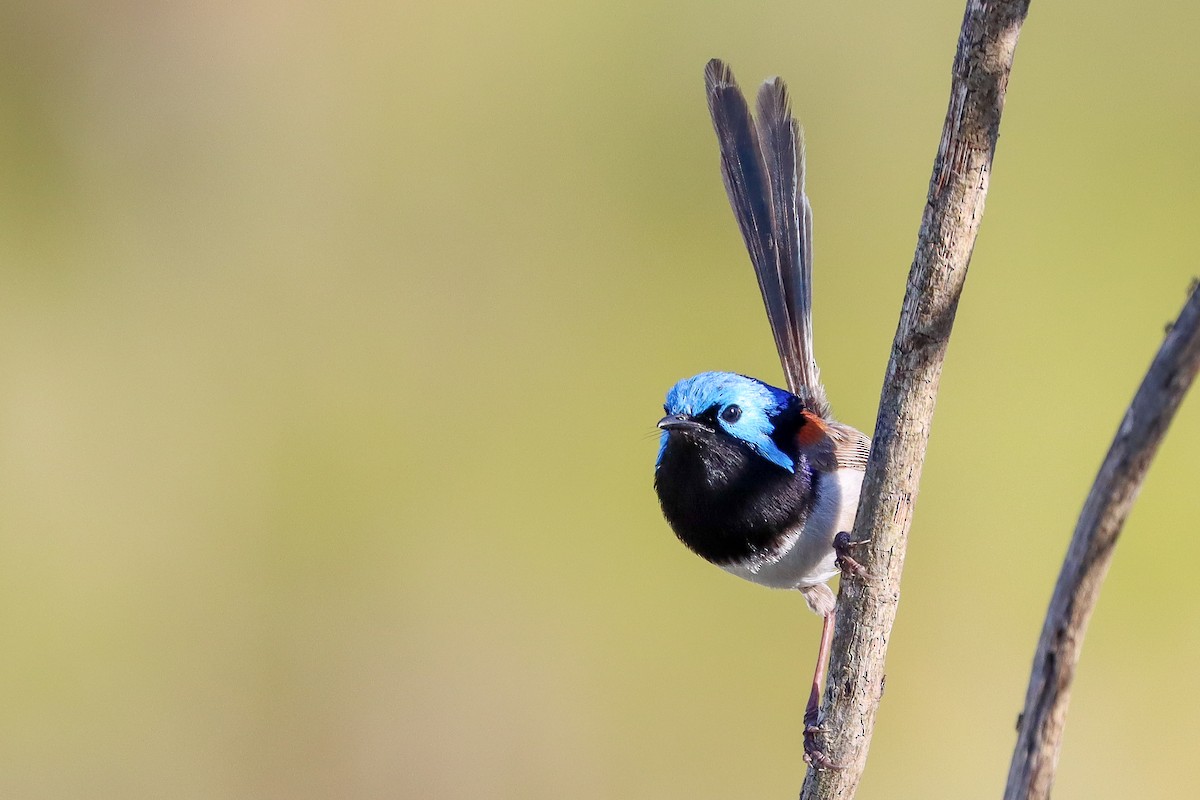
[833,531,868,578]
[803,610,834,731]
[803,610,839,769]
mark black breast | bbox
[654,430,815,566]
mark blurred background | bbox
[2,1,1198,797]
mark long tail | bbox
[704,59,829,418]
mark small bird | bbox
[654,59,871,755]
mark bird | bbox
[653,59,871,760]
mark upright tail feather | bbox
[754,75,827,418]
[703,59,829,418]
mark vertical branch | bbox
[800,1,1031,797]
[1005,283,1200,800]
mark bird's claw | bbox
[802,711,843,770]
[833,531,868,579]
[802,728,841,770]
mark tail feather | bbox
[754,77,827,417]
[704,59,829,417]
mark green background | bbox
[2,1,1198,797]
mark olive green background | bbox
[2,1,1198,798]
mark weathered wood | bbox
[1004,282,1200,800]
[799,1,1031,797]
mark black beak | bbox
[658,414,710,433]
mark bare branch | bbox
[799,1,1031,796]
[1004,282,1200,800]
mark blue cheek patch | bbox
[740,432,794,471]
[717,400,796,472]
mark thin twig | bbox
[799,1,1031,797]
[1004,282,1200,800]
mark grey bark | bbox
[1004,282,1200,800]
[799,1,1031,797]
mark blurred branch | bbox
[799,1,1031,797]
[1004,281,1200,800]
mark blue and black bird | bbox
[654,59,871,739]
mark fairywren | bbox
[654,60,871,751]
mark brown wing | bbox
[829,422,871,471]
[795,411,870,472]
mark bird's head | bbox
[656,371,803,472]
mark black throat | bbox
[654,427,815,566]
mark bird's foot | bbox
[833,531,869,579]
[802,709,843,770]
[802,725,841,771]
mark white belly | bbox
[718,467,864,590]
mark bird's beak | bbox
[658,414,709,433]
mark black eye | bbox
[721,404,742,423]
